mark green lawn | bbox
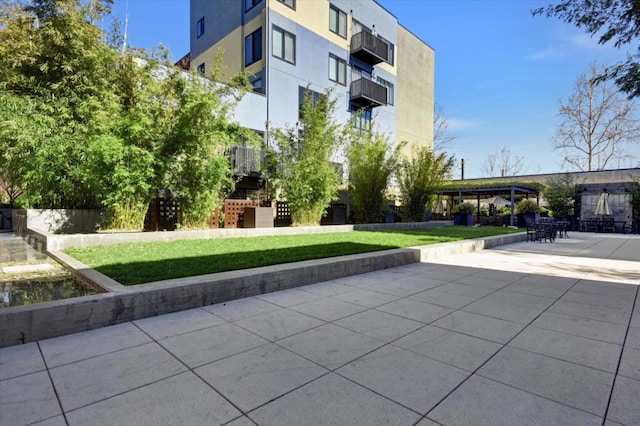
[65,226,521,285]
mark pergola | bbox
[437,184,541,226]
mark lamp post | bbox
[461,158,465,180]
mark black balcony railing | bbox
[350,78,387,108]
[230,146,264,176]
[350,29,389,65]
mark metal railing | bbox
[350,78,387,108]
[350,29,389,64]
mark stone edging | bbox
[0,230,526,348]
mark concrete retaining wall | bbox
[0,230,527,347]
[15,209,104,235]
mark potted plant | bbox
[515,199,541,228]
[453,202,475,226]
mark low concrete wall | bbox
[0,230,527,347]
[20,209,104,235]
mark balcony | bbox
[350,29,389,65]
[230,146,264,176]
[350,78,387,108]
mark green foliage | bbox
[544,173,576,218]
[630,179,640,217]
[345,120,402,224]
[397,145,454,222]
[0,1,253,230]
[515,199,541,214]
[270,87,341,226]
[162,58,254,229]
[0,0,117,209]
[533,1,640,98]
[453,202,476,214]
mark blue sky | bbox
[106,0,639,179]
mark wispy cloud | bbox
[528,46,565,60]
[447,118,484,131]
[528,30,619,61]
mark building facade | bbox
[189,0,435,165]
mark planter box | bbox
[517,212,539,228]
[243,207,273,228]
[454,212,473,226]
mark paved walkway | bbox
[1,233,639,425]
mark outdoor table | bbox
[615,221,627,233]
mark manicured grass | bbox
[65,226,521,285]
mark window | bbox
[352,65,371,81]
[328,54,346,85]
[351,107,372,131]
[272,26,295,64]
[278,0,295,9]
[196,17,205,38]
[387,42,395,65]
[245,28,262,66]
[251,78,264,94]
[197,63,205,75]
[376,77,394,105]
[329,4,347,38]
[298,86,325,119]
[245,0,261,12]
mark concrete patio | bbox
[1,232,639,425]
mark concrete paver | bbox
[249,373,421,425]
[428,375,602,426]
[194,344,326,412]
[0,232,639,425]
[336,345,469,414]
[64,372,242,426]
[392,325,503,371]
[607,375,640,425]
[477,346,614,416]
[277,323,384,369]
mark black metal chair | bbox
[585,218,599,232]
[602,217,615,233]
[535,222,555,243]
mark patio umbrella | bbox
[436,199,445,215]
[595,192,611,216]
[479,196,511,207]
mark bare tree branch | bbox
[554,61,640,171]
[481,147,525,177]
[433,103,454,154]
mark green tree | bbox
[0,0,117,209]
[533,0,640,98]
[345,122,402,223]
[397,145,454,222]
[0,92,39,206]
[544,173,576,218]
[1,1,254,230]
[270,88,341,226]
[163,64,255,229]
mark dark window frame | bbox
[197,62,205,75]
[350,107,372,132]
[196,17,205,39]
[244,28,263,66]
[329,4,347,38]
[298,86,326,119]
[251,78,264,94]
[328,53,346,86]
[245,0,262,13]
[376,76,394,105]
[272,25,296,64]
[277,0,295,10]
